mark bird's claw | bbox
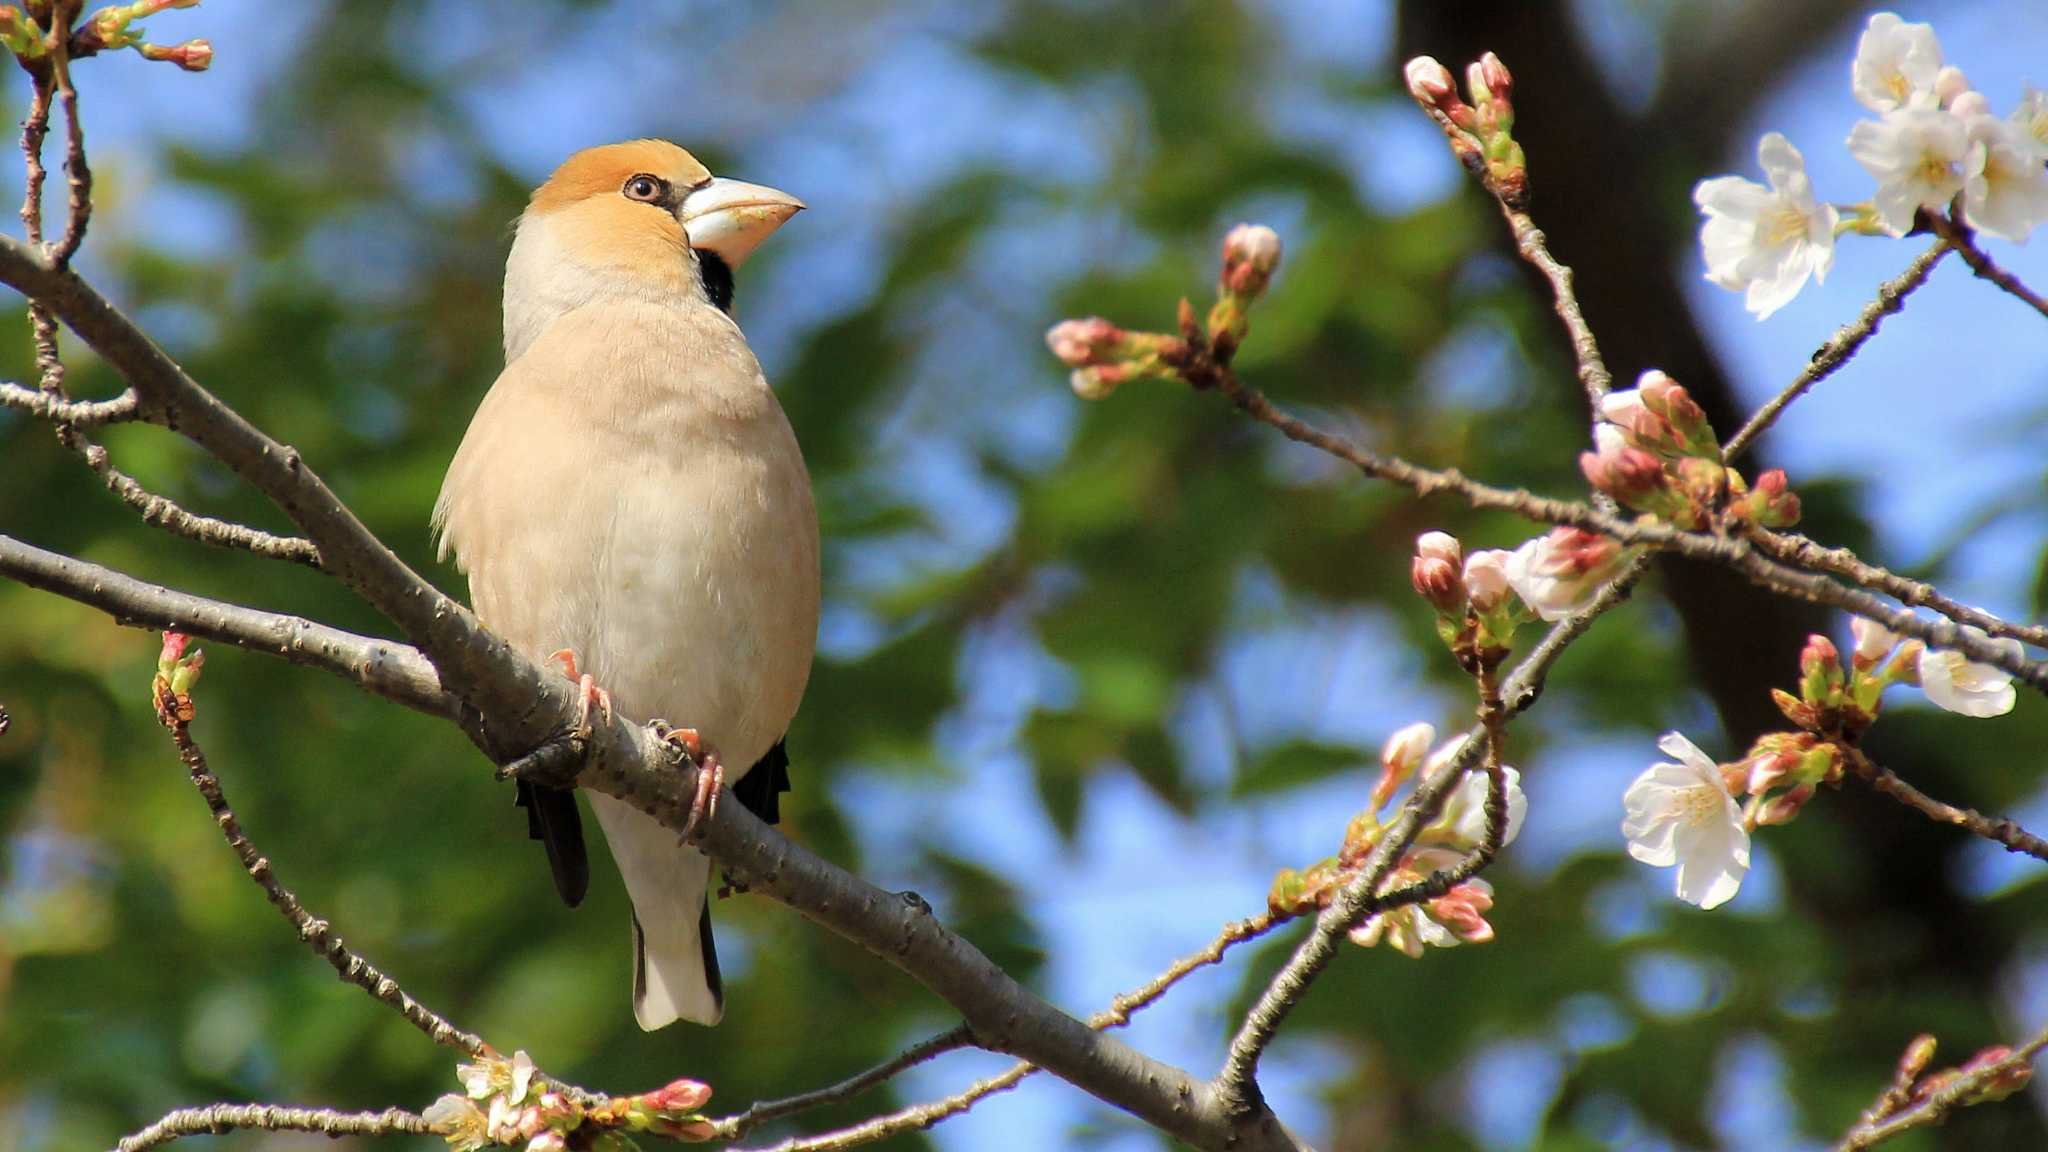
[654,724,723,841]
[548,648,613,737]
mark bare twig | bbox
[714,1026,977,1140]
[1497,199,1611,408]
[1835,1026,2047,1150]
[1723,240,1949,461]
[1215,553,1642,1111]
[74,439,324,566]
[1843,745,2048,864]
[115,1104,427,1152]
[1931,215,2048,322]
[1181,358,2048,693]
[738,914,1280,1152]
[155,681,486,1056]
[0,379,139,425]
[1751,528,2048,650]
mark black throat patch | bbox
[697,251,734,314]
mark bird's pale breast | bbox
[437,301,820,777]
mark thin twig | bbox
[1931,215,2048,322]
[1723,240,1949,461]
[1497,199,1611,408]
[713,1026,976,1139]
[114,1104,427,1152]
[155,682,487,1056]
[1184,360,2048,694]
[75,439,324,566]
[1835,1026,2048,1150]
[1751,528,2048,650]
[0,380,139,425]
[738,915,1279,1152]
[1215,554,1644,1111]
[49,8,91,267]
[1843,745,2048,864]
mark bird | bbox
[434,140,819,1029]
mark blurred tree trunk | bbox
[1395,5,2046,1148]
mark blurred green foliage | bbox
[3,3,2047,1151]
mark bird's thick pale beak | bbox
[680,177,803,268]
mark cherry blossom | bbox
[1918,626,2021,718]
[1622,733,1750,910]
[1851,12,1943,113]
[1848,108,1969,234]
[1505,527,1629,621]
[1695,133,1839,318]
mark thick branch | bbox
[0,533,455,717]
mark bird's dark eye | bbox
[622,174,667,204]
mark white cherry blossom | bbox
[1622,732,1750,910]
[1848,108,1970,233]
[1694,133,1838,319]
[1918,626,2021,718]
[2013,87,2048,161]
[1852,12,1943,113]
[1959,105,2048,242]
[1421,750,1527,852]
[1505,528,1628,622]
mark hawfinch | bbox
[435,140,818,1029]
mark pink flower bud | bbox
[1415,531,1461,566]
[1476,52,1513,102]
[1069,364,1127,401]
[1403,56,1461,113]
[140,37,212,71]
[1461,549,1512,612]
[1505,528,1628,621]
[1045,317,1123,367]
[644,1077,714,1114]
[1411,556,1463,613]
[159,630,190,668]
[1431,880,1496,942]
[1373,721,1435,809]
[1580,425,1669,507]
[1220,224,1283,297]
[1800,634,1840,679]
[1850,616,1900,670]
[1755,783,1814,826]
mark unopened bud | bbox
[1403,56,1465,119]
[1755,783,1815,826]
[1851,616,1901,671]
[643,1077,714,1114]
[1220,224,1283,298]
[1935,67,1972,109]
[1046,317,1124,367]
[140,37,212,71]
[1068,364,1127,401]
[1580,425,1670,509]
[1373,721,1435,809]
[1461,549,1512,612]
[1475,52,1513,103]
[1411,555,1464,614]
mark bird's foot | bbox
[654,724,723,841]
[547,648,613,738]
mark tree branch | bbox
[0,533,455,717]
[155,680,487,1055]
[114,1104,427,1152]
[1750,527,2048,650]
[1723,239,1949,461]
[1843,745,2048,864]
[1930,216,2048,323]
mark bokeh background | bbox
[5,2,2048,1149]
